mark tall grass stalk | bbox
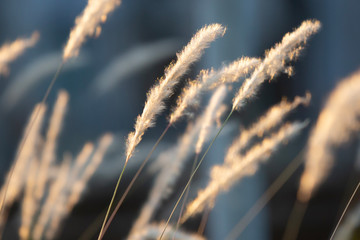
[225,150,305,240]
[98,123,171,240]
[329,181,360,240]
[98,24,225,239]
[158,108,234,240]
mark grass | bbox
[0,2,359,240]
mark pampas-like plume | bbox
[0,31,39,76]
[182,121,308,222]
[169,57,260,124]
[19,158,39,240]
[35,90,69,201]
[0,104,46,227]
[63,0,122,60]
[45,134,113,239]
[32,157,71,240]
[225,93,311,164]
[298,70,360,202]
[232,20,321,110]
[69,143,95,183]
[129,87,227,235]
[125,24,226,162]
[66,134,113,212]
[128,222,205,240]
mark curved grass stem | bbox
[225,149,304,240]
[172,153,199,240]
[99,122,171,239]
[329,181,360,240]
[158,108,234,240]
[98,160,128,240]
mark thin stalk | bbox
[225,149,304,240]
[99,122,171,240]
[197,207,210,235]
[158,108,234,240]
[329,181,360,240]
[282,200,309,240]
[0,61,64,236]
[98,160,128,240]
[172,153,199,240]
[331,163,359,234]
[78,209,107,240]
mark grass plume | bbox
[298,69,360,202]
[0,31,39,76]
[126,23,226,162]
[63,0,122,61]
[182,121,308,222]
[232,20,321,110]
[169,57,259,124]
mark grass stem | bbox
[172,153,199,240]
[224,149,304,240]
[329,181,360,240]
[98,160,128,240]
[158,108,234,240]
[99,122,171,239]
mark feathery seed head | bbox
[63,0,122,60]
[169,56,260,124]
[183,121,308,221]
[125,24,226,161]
[0,31,39,76]
[232,20,321,110]
[298,69,360,202]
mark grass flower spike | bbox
[298,70,360,202]
[0,31,39,76]
[63,0,122,60]
[182,121,308,222]
[169,57,260,124]
[125,23,226,162]
[232,20,321,110]
[129,86,227,235]
[226,93,311,164]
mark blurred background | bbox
[0,0,360,239]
